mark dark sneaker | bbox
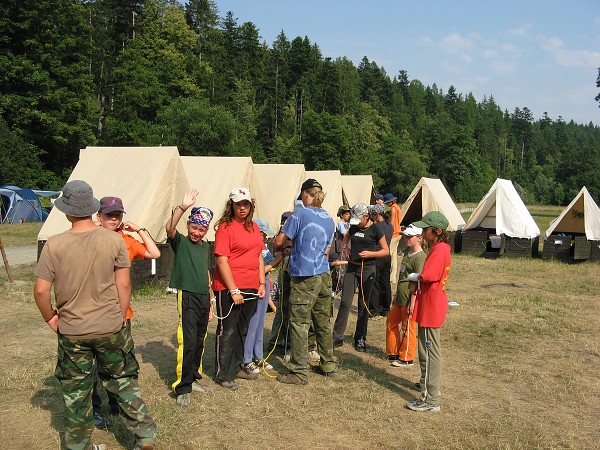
[406,398,440,412]
[236,369,258,380]
[219,380,239,391]
[333,339,344,348]
[176,393,191,407]
[93,411,109,428]
[354,338,366,352]
[276,373,308,385]
[391,360,414,367]
[311,366,336,377]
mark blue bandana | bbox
[189,207,213,227]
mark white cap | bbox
[401,224,423,237]
[229,187,252,203]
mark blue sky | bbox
[212,0,600,125]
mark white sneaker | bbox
[242,362,260,374]
[406,398,440,412]
[254,359,273,370]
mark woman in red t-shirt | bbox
[212,187,266,390]
[404,211,451,413]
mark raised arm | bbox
[122,221,161,259]
[166,189,198,240]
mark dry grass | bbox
[1,253,600,449]
[0,223,42,247]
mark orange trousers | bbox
[386,304,417,362]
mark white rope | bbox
[211,290,260,320]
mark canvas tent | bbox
[0,185,49,224]
[38,146,190,286]
[305,170,346,220]
[181,156,254,241]
[462,179,540,257]
[543,186,600,261]
[250,164,306,233]
[400,177,465,232]
[341,175,374,207]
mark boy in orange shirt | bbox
[92,196,160,426]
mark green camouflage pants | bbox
[55,326,157,450]
[288,272,336,381]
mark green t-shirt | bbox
[168,230,210,294]
[395,249,427,307]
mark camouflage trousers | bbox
[55,326,157,450]
[288,271,336,381]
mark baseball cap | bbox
[300,178,322,192]
[349,203,369,225]
[229,187,252,203]
[412,211,449,230]
[401,224,422,237]
[337,205,351,217]
[99,196,126,214]
[253,218,276,236]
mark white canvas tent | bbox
[181,156,254,241]
[39,146,190,243]
[544,186,600,240]
[464,178,540,238]
[250,164,306,233]
[305,170,346,220]
[400,177,465,232]
[341,175,374,206]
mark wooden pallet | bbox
[460,230,489,256]
[542,235,572,261]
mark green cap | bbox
[412,211,449,230]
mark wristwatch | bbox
[230,288,241,296]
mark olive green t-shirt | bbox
[395,249,427,307]
[168,230,210,294]
[35,227,130,339]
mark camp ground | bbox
[341,174,374,207]
[181,156,254,242]
[0,185,55,224]
[38,146,190,285]
[305,170,346,220]
[461,178,540,258]
[250,163,306,233]
[543,186,600,261]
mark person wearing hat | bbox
[404,211,451,413]
[242,218,281,374]
[368,203,393,318]
[34,180,157,450]
[374,194,385,205]
[92,196,161,426]
[212,187,266,390]
[274,179,336,384]
[332,202,389,352]
[386,224,426,367]
[384,192,403,294]
[166,188,215,406]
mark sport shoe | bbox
[391,360,414,367]
[311,366,336,377]
[276,373,308,385]
[354,337,366,352]
[308,350,320,362]
[192,382,210,393]
[333,339,344,348]
[176,393,191,407]
[242,362,260,374]
[236,369,258,380]
[219,380,239,391]
[254,359,274,370]
[93,411,109,428]
[406,398,440,412]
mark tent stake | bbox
[0,237,14,282]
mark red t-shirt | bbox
[118,230,147,319]
[413,242,451,328]
[212,220,264,291]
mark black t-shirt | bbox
[375,221,394,248]
[348,223,384,266]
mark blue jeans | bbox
[244,279,270,363]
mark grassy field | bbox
[1,222,599,449]
[0,223,42,247]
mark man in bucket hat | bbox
[34,180,156,450]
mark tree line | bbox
[1,0,600,205]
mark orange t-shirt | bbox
[118,231,148,319]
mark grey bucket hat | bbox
[54,180,100,217]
